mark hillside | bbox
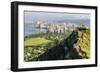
[66,28,90,59]
[24,32,72,61]
[24,28,90,61]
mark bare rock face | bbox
[66,28,90,59]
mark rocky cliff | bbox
[66,28,90,59]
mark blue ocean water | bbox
[24,24,47,36]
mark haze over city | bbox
[24,11,90,25]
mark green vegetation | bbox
[24,28,90,62]
[25,37,52,46]
[24,32,72,61]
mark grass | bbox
[25,37,52,46]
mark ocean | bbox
[24,24,47,36]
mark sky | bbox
[24,11,90,25]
